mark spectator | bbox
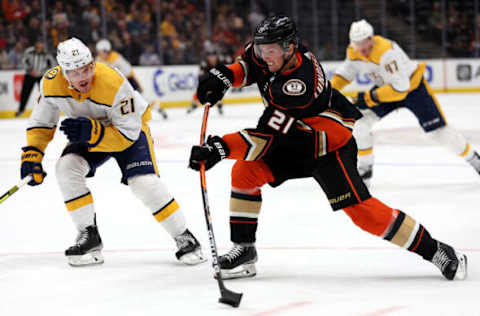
[2,0,29,23]
[126,4,146,37]
[0,39,10,69]
[28,0,41,20]
[8,41,23,69]
[0,0,256,66]
[50,13,71,47]
[161,13,178,39]
[25,17,41,44]
[139,44,160,66]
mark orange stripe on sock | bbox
[230,220,257,224]
[410,226,425,252]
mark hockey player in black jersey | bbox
[186,47,231,115]
[188,15,467,281]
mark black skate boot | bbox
[65,225,104,267]
[217,102,224,115]
[467,151,480,175]
[174,229,206,265]
[158,107,168,119]
[186,102,198,114]
[217,244,257,279]
[358,164,373,187]
[431,241,467,280]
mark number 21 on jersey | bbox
[120,98,135,115]
[267,109,295,134]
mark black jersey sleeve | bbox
[238,42,268,86]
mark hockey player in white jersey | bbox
[20,38,205,266]
[331,20,480,185]
[96,38,168,119]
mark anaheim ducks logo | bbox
[282,79,306,96]
[44,67,59,79]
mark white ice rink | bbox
[1,94,479,316]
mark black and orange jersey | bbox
[222,43,361,163]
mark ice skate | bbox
[217,103,224,115]
[186,102,198,114]
[158,107,168,120]
[432,241,467,280]
[217,244,257,280]
[174,229,206,265]
[358,164,373,187]
[65,225,104,267]
[467,151,480,175]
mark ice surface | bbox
[0,93,478,315]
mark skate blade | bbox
[67,250,104,267]
[178,249,207,265]
[216,263,256,280]
[454,253,468,280]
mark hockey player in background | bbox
[20,38,205,266]
[95,39,168,119]
[189,16,467,281]
[331,20,480,185]
[186,47,232,115]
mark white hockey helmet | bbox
[349,19,374,43]
[56,37,93,72]
[96,39,111,52]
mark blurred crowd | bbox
[0,0,269,70]
[391,0,480,57]
[2,0,480,71]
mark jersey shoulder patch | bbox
[44,66,60,79]
[42,66,69,96]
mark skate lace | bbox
[432,248,451,271]
[75,229,90,246]
[175,233,194,250]
[224,245,244,262]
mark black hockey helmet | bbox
[253,15,297,50]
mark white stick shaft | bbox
[18,175,33,188]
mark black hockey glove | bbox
[189,136,230,171]
[60,117,104,146]
[20,146,47,186]
[354,88,379,110]
[196,64,233,105]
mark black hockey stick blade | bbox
[219,286,243,307]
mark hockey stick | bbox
[198,103,243,308]
[0,175,32,205]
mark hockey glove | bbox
[20,146,46,186]
[354,89,379,109]
[196,64,233,105]
[189,136,230,171]
[60,117,104,146]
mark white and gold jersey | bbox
[27,62,149,153]
[331,36,426,103]
[96,51,133,78]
